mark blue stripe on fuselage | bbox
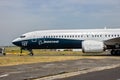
[13,38,83,49]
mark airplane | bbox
[12,28,120,56]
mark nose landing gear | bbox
[20,48,34,56]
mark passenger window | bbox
[117,35,119,37]
[105,35,107,37]
[111,35,113,37]
[87,35,89,37]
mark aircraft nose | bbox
[12,38,20,46]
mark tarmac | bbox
[0,56,120,80]
[56,66,120,80]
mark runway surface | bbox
[0,57,120,80]
[57,66,120,80]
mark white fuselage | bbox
[12,29,120,50]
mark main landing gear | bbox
[20,48,34,56]
[28,49,34,56]
[111,50,120,56]
[110,43,120,56]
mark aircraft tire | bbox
[111,50,116,55]
[116,50,120,55]
[111,50,120,56]
[3,53,6,56]
[29,52,34,56]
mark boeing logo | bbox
[44,40,59,44]
[39,40,59,45]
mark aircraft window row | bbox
[44,35,83,38]
[105,34,120,37]
[43,34,120,38]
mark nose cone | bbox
[12,38,21,46]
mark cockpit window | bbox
[20,35,26,38]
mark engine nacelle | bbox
[82,40,105,53]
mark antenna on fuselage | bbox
[104,26,107,29]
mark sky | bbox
[0,0,120,46]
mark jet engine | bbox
[82,40,106,53]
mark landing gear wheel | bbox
[111,50,116,55]
[116,50,120,55]
[29,52,33,56]
[3,53,6,56]
[28,49,34,56]
[111,50,120,56]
